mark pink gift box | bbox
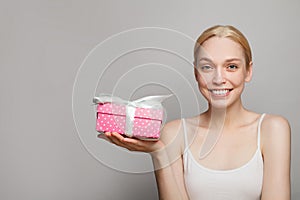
[95,102,163,140]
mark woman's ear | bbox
[245,61,253,82]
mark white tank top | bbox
[183,114,265,200]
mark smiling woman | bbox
[194,35,252,109]
[101,25,291,200]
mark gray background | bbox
[1,0,299,199]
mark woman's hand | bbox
[98,132,165,154]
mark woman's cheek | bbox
[197,74,210,86]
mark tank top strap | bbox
[257,113,266,148]
[182,118,188,149]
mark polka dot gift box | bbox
[93,94,172,141]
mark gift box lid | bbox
[97,103,163,121]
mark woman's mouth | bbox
[208,89,233,97]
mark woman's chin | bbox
[209,99,229,110]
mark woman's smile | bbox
[208,88,233,97]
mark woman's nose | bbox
[212,69,226,85]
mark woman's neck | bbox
[205,100,248,129]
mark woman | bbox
[102,25,291,200]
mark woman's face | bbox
[194,36,252,109]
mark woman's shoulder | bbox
[160,119,183,143]
[161,116,201,142]
[160,119,188,154]
[261,114,290,132]
[162,119,183,132]
[261,113,291,151]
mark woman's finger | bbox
[108,132,147,151]
[97,133,112,143]
[122,137,163,153]
[100,132,164,153]
[107,132,126,146]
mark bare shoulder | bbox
[160,119,184,145]
[261,114,291,151]
[261,114,290,133]
[160,116,202,152]
[162,119,183,133]
[160,119,186,156]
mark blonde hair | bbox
[194,25,252,70]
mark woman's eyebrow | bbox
[198,57,242,63]
[225,58,242,62]
[198,57,212,62]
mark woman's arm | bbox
[152,153,189,200]
[103,119,189,200]
[261,115,291,200]
[151,120,189,200]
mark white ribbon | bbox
[93,94,172,137]
[125,105,135,137]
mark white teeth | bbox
[211,89,229,95]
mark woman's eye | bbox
[200,65,213,71]
[227,64,238,70]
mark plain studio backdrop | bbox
[1,0,299,200]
